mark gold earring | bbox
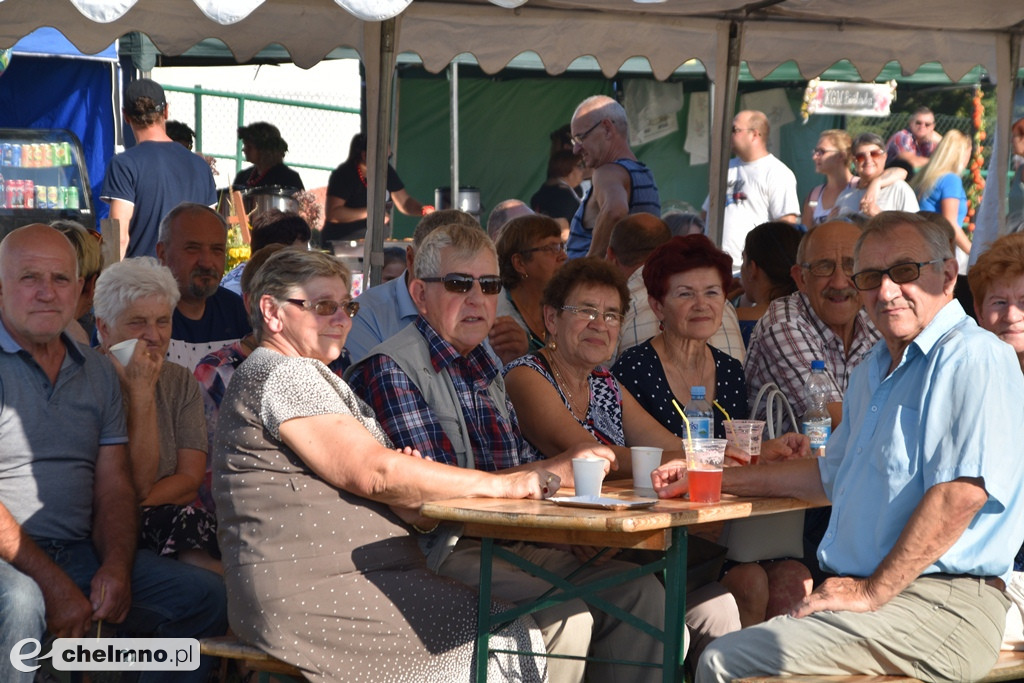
[547,339,557,351]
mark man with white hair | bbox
[566,95,660,259]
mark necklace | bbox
[357,164,367,187]
[547,352,589,420]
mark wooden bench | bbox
[735,649,1024,683]
[199,635,304,683]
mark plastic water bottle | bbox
[801,360,832,457]
[685,386,713,440]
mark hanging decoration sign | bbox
[801,78,897,122]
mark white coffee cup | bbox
[630,446,663,495]
[572,456,606,499]
[109,338,139,366]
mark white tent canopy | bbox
[2,0,1022,275]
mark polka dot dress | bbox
[213,347,547,682]
[612,341,749,439]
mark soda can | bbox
[1,144,10,166]
[36,185,48,209]
[5,179,15,209]
[66,185,79,210]
[0,172,4,209]
[58,185,68,209]
[23,180,34,209]
[61,142,72,166]
[11,143,21,168]
[42,144,53,168]
[27,144,38,168]
[47,185,58,209]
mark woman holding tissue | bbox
[93,257,220,573]
[212,247,550,682]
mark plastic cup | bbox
[723,420,765,465]
[630,447,663,495]
[109,338,139,366]
[572,456,607,499]
[686,438,727,504]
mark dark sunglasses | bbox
[286,298,359,317]
[854,149,885,163]
[420,273,502,295]
[851,259,944,291]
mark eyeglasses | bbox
[286,298,359,318]
[853,149,885,163]
[800,258,855,278]
[812,147,838,157]
[561,305,624,327]
[570,120,604,146]
[520,243,567,257]
[420,273,503,295]
[851,259,945,291]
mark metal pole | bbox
[450,60,459,213]
[706,21,742,251]
[364,17,399,288]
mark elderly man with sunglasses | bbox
[680,211,1024,682]
[348,222,668,683]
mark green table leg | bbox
[662,527,688,683]
[475,537,495,682]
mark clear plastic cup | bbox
[685,438,727,504]
[723,420,766,465]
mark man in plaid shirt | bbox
[350,222,722,683]
[745,220,880,432]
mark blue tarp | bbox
[0,28,117,221]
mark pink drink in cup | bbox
[685,438,727,504]
[723,420,765,465]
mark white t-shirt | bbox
[703,154,800,265]
[833,181,919,219]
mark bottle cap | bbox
[811,360,825,371]
[691,386,706,399]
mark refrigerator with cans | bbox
[0,127,94,238]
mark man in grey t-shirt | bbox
[0,224,226,682]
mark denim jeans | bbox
[1,540,227,683]
[0,559,46,683]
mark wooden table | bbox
[421,482,820,683]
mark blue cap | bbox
[691,385,706,398]
[811,360,825,371]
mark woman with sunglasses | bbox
[495,214,568,356]
[834,132,919,219]
[213,247,548,682]
[801,129,858,227]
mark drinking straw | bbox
[96,585,105,639]
[671,399,692,449]
[713,400,732,422]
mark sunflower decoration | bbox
[226,224,251,273]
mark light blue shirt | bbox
[345,271,420,365]
[817,300,1024,583]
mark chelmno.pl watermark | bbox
[10,638,199,673]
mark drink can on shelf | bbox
[60,142,72,166]
[5,179,15,208]
[36,185,48,209]
[42,144,53,168]
[1,144,10,166]
[47,185,58,209]
[23,180,34,208]
[11,144,22,168]
[24,144,35,168]
[58,185,68,209]
[66,186,79,209]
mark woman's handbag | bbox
[719,382,805,562]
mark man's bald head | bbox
[608,213,671,270]
[486,200,533,241]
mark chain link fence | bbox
[162,85,361,191]
[845,112,988,152]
